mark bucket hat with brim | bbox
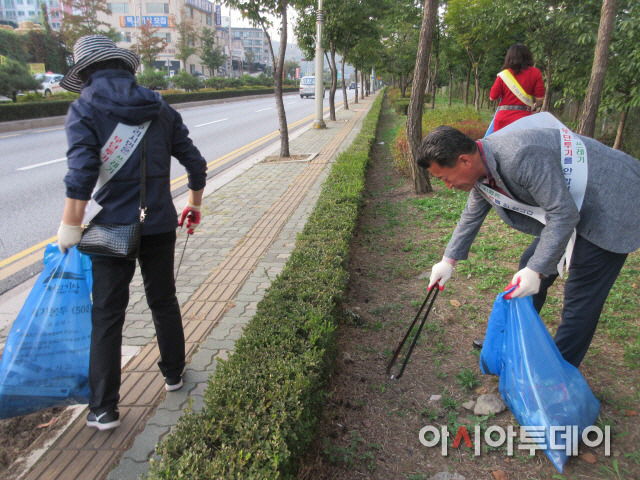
[61,35,140,93]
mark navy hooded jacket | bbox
[64,70,207,235]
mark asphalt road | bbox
[0,89,355,258]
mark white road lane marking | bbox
[286,102,297,105]
[255,108,272,112]
[17,157,67,170]
[195,118,229,128]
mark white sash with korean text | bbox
[82,121,151,224]
[480,113,588,275]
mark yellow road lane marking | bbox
[34,127,65,133]
[0,235,57,270]
[0,133,22,139]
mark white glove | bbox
[505,267,541,299]
[428,258,456,291]
[57,223,83,254]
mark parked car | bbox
[34,73,65,96]
[299,75,324,98]
[349,82,356,90]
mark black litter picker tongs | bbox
[386,285,440,380]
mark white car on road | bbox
[299,75,324,99]
[34,73,65,96]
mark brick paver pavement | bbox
[20,94,377,480]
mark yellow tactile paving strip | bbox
[24,100,371,480]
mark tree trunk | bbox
[341,47,348,110]
[354,63,359,104]
[360,72,364,99]
[543,44,553,112]
[480,88,485,109]
[448,68,452,107]
[578,0,617,137]
[473,65,480,111]
[271,0,289,157]
[613,106,628,150]
[430,53,439,109]
[562,94,571,117]
[406,0,438,194]
[328,38,337,121]
[464,62,471,107]
[573,100,581,122]
[391,72,395,88]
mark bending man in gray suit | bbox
[421,125,640,368]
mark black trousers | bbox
[89,231,185,414]
[519,235,627,368]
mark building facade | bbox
[97,0,225,76]
[0,0,70,31]
[230,26,271,73]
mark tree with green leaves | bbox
[445,0,504,110]
[245,48,255,73]
[223,0,294,157]
[200,27,226,77]
[59,0,118,47]
[283,59,299,79]
[174,9,199,72]
[0,59,42,102]
[131,23,167,68]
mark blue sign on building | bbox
[123,16,170,27]
[215,4,221,26]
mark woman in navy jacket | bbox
[57,36,207,431]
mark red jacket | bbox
[490,67,545,131]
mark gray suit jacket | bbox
[444,129,640,275]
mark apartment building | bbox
[97,0,225,75]
[0,0,69,31]
[230,26,271,72]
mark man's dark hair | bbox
[417,126,477,169]
[502,43,534,75]
[78,59,134,84]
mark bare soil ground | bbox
[297,96,640,480]
[0,406,69,479]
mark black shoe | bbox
[165,376,183,391]
[86,409,120,431]
[165,366,186,392]
[472,338,484,350]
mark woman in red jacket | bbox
[489,43,545,131]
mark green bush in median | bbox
[150,92,385,480]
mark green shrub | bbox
[16,92,45,103]
[204,77,225,90]
[172,70,202,92]
[137,68,169,90]
[0,100,72,121]
[393,98,410,115]
[149,90,386,480]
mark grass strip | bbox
[149,92,385,479]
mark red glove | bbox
[179,202,201,234]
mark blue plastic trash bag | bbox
[0,245,92,419]
[479,292,600,472]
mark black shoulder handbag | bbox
[77,138,148,260]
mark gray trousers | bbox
[520,235,627,368]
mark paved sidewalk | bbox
[19,93,378,480]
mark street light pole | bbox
[312,0,325,129]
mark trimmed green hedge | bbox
[149,91,385,480]
[0,100,74,121]
[0,88,300,122]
